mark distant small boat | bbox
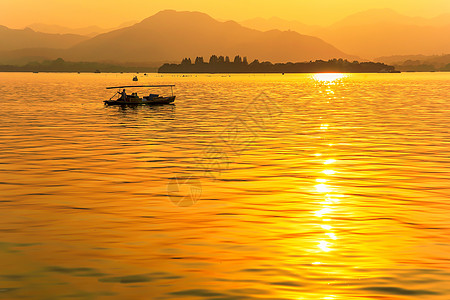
[133,76,138,81]
[104,85,176,106]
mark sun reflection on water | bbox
[315,183,330,193]
[312,120,343,259]
[322,170,335,175]
[318,240,332,252]
[312,73,347,83]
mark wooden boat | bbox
[104,85,176,106]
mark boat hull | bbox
[104,96,175,106]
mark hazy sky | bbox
[1,0,449,28]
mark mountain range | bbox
[66,10,349,62]
[0,9,449,65]
[0,10,349,64]
[241,9,450,59]
[26,21,137,37]
[375,54,450,71]
[0,26,87,52]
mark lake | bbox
[0,72,449,299]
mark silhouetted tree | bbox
[209,55,218,64]
[181,57,192,65]
[249,59,259,66]
[157,57,397,73]
[195,57,204,64]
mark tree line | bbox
[159,55,397,73]
[0,58,158,73]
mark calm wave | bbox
[0,72,449,299]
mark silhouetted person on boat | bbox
[120,89,127,101]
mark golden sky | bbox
[1,0,449,28]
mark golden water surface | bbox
[0,72,449,300]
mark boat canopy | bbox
[106,85,175,90]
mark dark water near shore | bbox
[0,72,449,299]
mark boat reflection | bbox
[106,103,176,121]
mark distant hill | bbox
[0,47,64,64]
[0,25,88,52]
[239,9,450,59]
[26,21,137,37]
[375,54,450,71]
[375,54,450,64]
[240,17,320,35]
[65,10,350,63]
[26,24,106,37]
[320,9,450,58]
[329,8,440,27]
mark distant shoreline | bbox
[5,56,450,73]
[0,71,155,74]
[0,58,159,73]
[3,71,450,74]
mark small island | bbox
[158,55,398,73]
